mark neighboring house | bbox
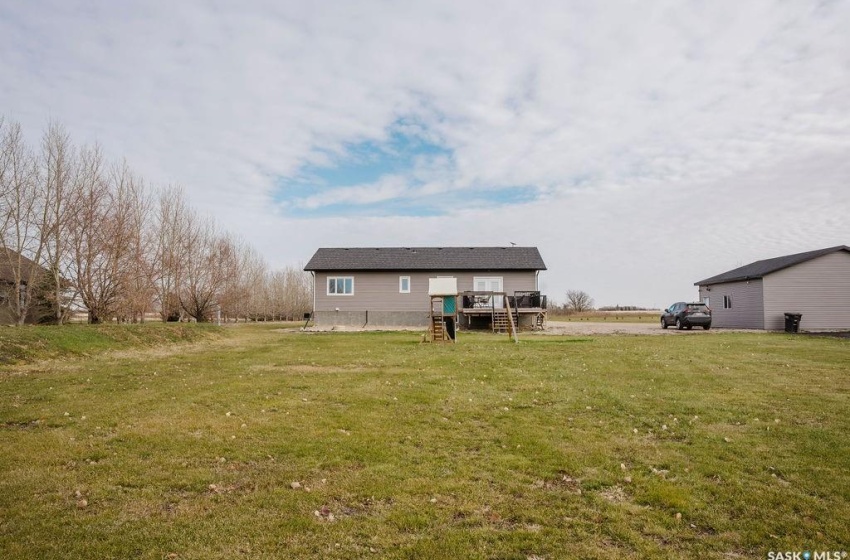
[695,245,850,331]
[304,247,547,328]
[0,248,47,324]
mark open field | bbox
[1,324,848,559]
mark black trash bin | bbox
[784,313,802,333]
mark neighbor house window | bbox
[327,276,354,295]
[399,276,411,294]
[723,295,732,309]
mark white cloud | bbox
[293,175,410,210]
[1,0,849,306]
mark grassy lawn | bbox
[0,322,221,365]
[1,324,848,559]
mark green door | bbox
[442,296,456,314]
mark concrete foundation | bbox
[312,310,544,330]
[313,310,430,328]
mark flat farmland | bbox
[1,324,848,559]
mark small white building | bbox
[695,246,850,331]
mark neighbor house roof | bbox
[695,245,850,286]
[0,247,45,284]
[304,247,547,271]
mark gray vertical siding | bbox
[698,279,764,329]
[314,270,538,324]
[762,251,850,331]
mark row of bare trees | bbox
[1,117,311,325]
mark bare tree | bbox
[263,264,312,321]
[0,120,49,324]
[40,121,76,324]
[151,186,189,321]
[0,117,8,208]
[217,235,253,322]
[282,265,312,320]
[67,144,122,323]
[111,163,155,322]
[4,115,311,326]
[179,215,229,322]
[565,289,594,313]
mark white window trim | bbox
[327,276,354,296]
[473,276,504,291]
[473,276,504,306]
[399,276,411,294]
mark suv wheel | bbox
[660,318,668,329]
[703,325,711,330]
[676,318,684,330]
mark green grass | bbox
[0,322,222,365]
[1,324,848,559]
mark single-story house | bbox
[695,245,850,331]
[304,247,547,328]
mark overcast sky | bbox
[2,0,849,308]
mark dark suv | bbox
[661,302,711,330]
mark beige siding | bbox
[314,270,538,313]
[699,280,764,329]
[762,251,850,331]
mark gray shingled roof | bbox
[695,245,850,286]
[0,248,44,284]
[304,247,547,271]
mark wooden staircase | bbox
[431,314,446,341]
[492,297,519,343]
[492,310,510,333]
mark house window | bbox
[723,295,732,309]
[399,276,411,294]
[473,276,504,307]
[327,277,354,295]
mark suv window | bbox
[686,303,708,311]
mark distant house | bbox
[0,248,48,324]
[304,247,547,328]
[695,245,850,331]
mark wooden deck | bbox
[461,307,546,315]
[458,291,547,331]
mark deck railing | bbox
[461,291,547,310]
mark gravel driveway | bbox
[302,322,762,335]
[540,321,760,335]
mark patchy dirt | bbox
[599,485,629,503]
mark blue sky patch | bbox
[277,128,449,188]
[274,125,540,218]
